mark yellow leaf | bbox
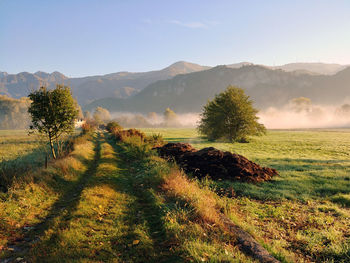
[132,240,140,245]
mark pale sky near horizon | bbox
[1,0,350,77]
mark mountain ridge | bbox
[0,61,208,103]
[1,61,349,106]
[84,64,350,113]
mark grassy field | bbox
[0,132,255,262]
[0,130,48,191]
[142,128,350,262]
[1,128,349,262]
[0,130,46,162]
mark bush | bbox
[145,133,165,147]
[106,121,123,133]
[81,120,97,134]
[112,128,146,142]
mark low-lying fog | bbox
[259,105,350,129]
[110,102,350,129]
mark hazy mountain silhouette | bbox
[0,61,209,104]
[85,65,350,113]
[1,61,349,109]
[271,63,347,75]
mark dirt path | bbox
[2,134,182,262]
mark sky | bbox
[1,0,350,77]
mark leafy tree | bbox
[198,86,265,142]
[93,106,111,124]
[163,107,180,127]
[28,85,79,159]
[290,97,312,112]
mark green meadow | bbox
[1,128,349,262]
[142,128,350,202]
[141,128,350,261]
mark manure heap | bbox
[155,143,278,183]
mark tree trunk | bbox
[55,138,61,158]
[49,136,56,159]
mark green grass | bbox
[0,130,48,191]
[1,128,349,262]
[0,130,46,161]
[142,128,350,201]
[0,129,84,191]
[1,132,255,262]
[142,128,350,262]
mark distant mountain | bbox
[0,61,209,104]
[271,63,348,75]
[85,65,350,113]
[0,71,67,98]
[1,61,349,107]
[227,62,254,68]
[226,62,348,75]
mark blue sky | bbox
[1,0,350,77]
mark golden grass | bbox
[162,169,221,225]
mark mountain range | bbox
[0,61,209,104]
[85,64,350,113]
[1,61,349,113]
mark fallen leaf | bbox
[132,240,140,245]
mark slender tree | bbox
[28,85,79,159]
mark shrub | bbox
[81,121,97,134]
[106,121,123,133]
[145,133,165,147]
[112,128,146,142]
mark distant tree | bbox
[290,97,312,112]
[83,110,92,120]
[163,107,180,127]
[28,85,79,159]
[335,104,350,117]
[93,107,111,124]
[198,86,266,142]
[76,104,84,120]
[147,112,159,121]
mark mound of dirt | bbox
[154,143,278,183]
[155,142,196,162]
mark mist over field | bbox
[110,111,201,128]
[258,103,350,129]
[111,101,350,129]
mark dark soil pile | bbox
[155,143,278,183]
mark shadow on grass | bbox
[4,135,102,261]
[107,141,183,263]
